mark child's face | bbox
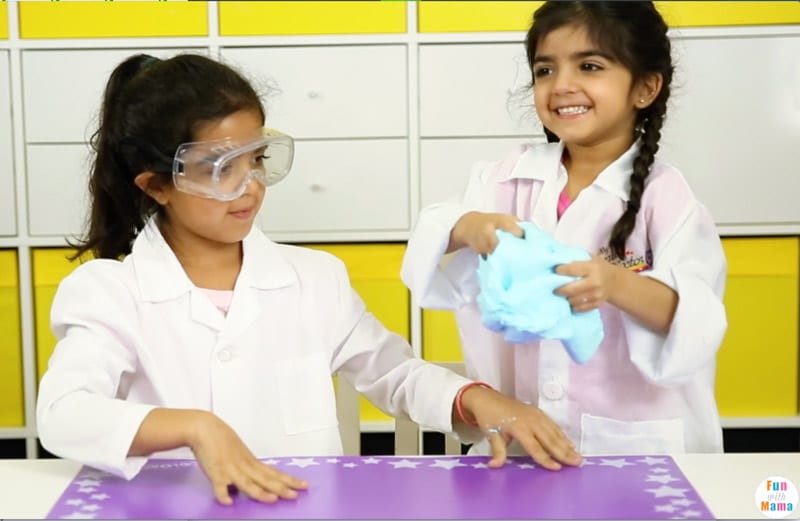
[159,109,267,247]
[531,23,644,150]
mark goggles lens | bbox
[173,128,294,201]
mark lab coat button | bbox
[541,382,564,400]
[217,349,232,362]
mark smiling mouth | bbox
[555,105,589,115]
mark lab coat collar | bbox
[503,140,640,202]
[131,217,298,303]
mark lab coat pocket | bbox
[580,413,685,455]
[275,353,339,435]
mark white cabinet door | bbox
[660,34,800,227]
[222,46,407,139]
[0,52,15,236]
[419,137,541,210]
[22,48,206,143]
[26,144,91,237]
[257,139,408,233]
[419,43,538,137]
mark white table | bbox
[1,453,798,519]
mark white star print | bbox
[89,494,109,501]
[638,456,668,466]
[78,471,108,480]
[580,459,595,466]
[65,499,84,506]
[517,463,536,470]
[682,510,702,517]
[598,458,634,469]
[646,474,680,484]
[430,459,467,470]
[670,499,695,507]
[363,457,381,464]
[77,487,96,494]
[81,505,101,512]
[262,459,280,465]
[655,504,679,513]
[652,467,669,473]
[74,479,101,487]
[342,462,357,468]
[389,459,420,469]
[471,462,489,469]
[61,512,96,519]
[326,458,340,463]
[286,458,319,468]
[645,485,689,498]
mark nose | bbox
[551,69,577,96]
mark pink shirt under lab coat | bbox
[37,218,471,479]
[402,141,727,455]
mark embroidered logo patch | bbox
[599,246,653,272]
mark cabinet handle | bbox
[307,91,321,99]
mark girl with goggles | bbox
[37,53,581,510]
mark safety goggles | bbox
[172,128,294,201]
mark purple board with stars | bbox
[47,455,713,519]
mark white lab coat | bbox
[37,219,470,478]
[402,141,727,455]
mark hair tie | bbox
[627,199,641,213]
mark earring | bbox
[638,98,646,106]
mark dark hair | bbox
[71,53,265,260]
[525,1,673,259]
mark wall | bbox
[0,1,798,457]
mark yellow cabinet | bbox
[716,238,799,417]
[0,2,8,39]
[418,1,800,32]
[219,1,406,36]
[32,249,83,380]
[657,1,800,28]
[18,2,208,39]
[0,250,23,426]
[422,309,462,362]
[304,244,409,424]
[418,1,542,33]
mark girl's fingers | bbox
[236,476,279,504]
[486,428,508,468]
[253,462,309,499]
[211,478,235,506]
[510,427,562,471]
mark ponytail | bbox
[70,54,162,260]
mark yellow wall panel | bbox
[0,2,9,40]
[304,244,408,423]
[33,248,83,380]
[419,1,542,33]
[19,2,208,39]
[657,2,800,28]
[0,250,23,426]
[715,238,799,416]
[219,1,406,36]
[422,310,463,362]
[419,1,799,33]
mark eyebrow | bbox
[533,50,615,64]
